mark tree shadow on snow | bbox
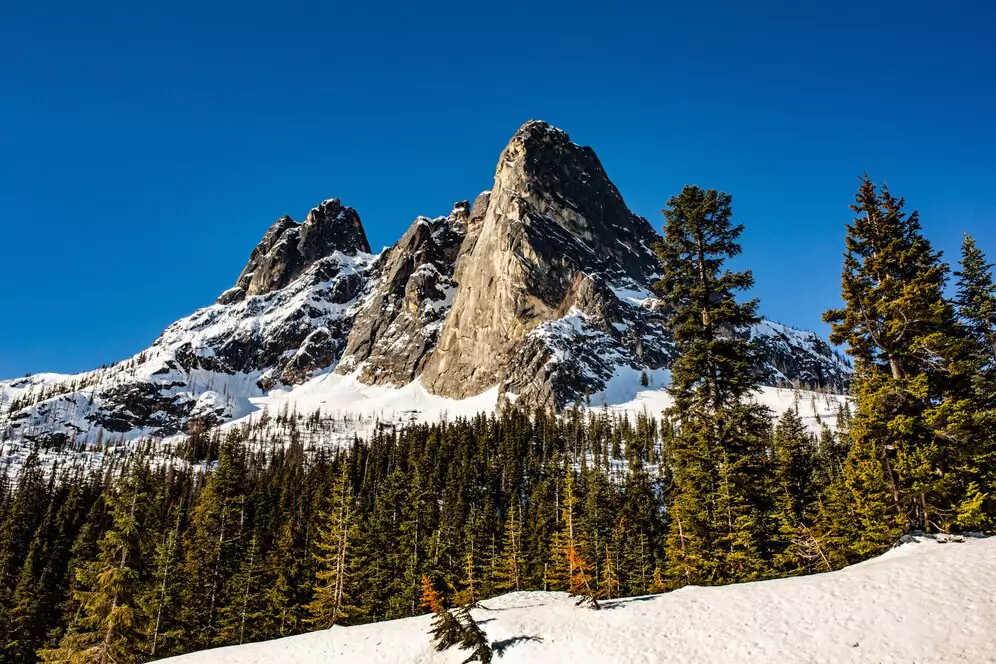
[492,635,544,656]
[599,595,657,610]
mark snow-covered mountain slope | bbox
[0,120,851,448]
[1,371,845,481]
[154,535,995,664]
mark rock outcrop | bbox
[220,199,370,303]
[337,203,468,385]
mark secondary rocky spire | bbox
[220,198,370,303]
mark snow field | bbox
[155,535,996,664]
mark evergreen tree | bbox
[653,185,773,586]
[494,504,524,592]
[450,604,492,664]
[38,466,148,664]
[307,463,360,628]
[549,467,599,609]
[421,576,461,651]
[771,411,828,574]
[215,533,264,646]
[955,234,996,370]
[824,176,972,534]
[261,521,305,638]
[952,234,996,529]
[179,436,248,648]
[143,500,184,659]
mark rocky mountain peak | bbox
[219,198,370,304]
[494,120,661,280]
[0,121,852,446]
[419,121,663,402]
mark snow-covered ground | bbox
[228,369,502,436]
[586,365,847,432]
[155,535,995,664]
[1,363,846,480]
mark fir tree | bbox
[38,466,148,664]
[494,504,524,592]
[549,467,599,609]
[144,500,184,659]
[450,604,492,664]
[307,463,360,628]
[955,234,996,369]
[824,176,972,534]
[421,576,461,651]
[653,185,773,586]
[179,436,248,648]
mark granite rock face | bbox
[420,121,670,407]
[221,198,370,303]
[337,203,469,385]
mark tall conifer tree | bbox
[824,176,972,534]
[653,185,773,586]
[38,465,148,664]
[308,463,360,628]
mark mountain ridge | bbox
[0,120,850,445]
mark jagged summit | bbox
[420,120,665,405]
[219,198,370,304]
[496,120,660,279]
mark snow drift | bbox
[154,535,995,664]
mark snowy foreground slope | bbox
[156,536,995,664]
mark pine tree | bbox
[648,567,667,594]
[661,416,715,587]
[599,544,619,600]
[952,234,996,529]
[421,576,461,651]
[494,504,524,592]
[215,533,264,646]
[955,234,996,370]
[261,521,305,638]
[454,538,479,607]
[179,436,248,648]
[450,604,492,664]
[549,467,599,609]
[0,452,49,647]
[307,462,360,628]
[144,500,184,659]
[840,433,903,558]
[771,410,825,573]
[38,466,148,664]
[653,185,767,413]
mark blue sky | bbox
[2,1,995,377]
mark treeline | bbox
[0,176,993,663]
[1,405,850,663]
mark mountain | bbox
[153,535,996,664]
[0,121,850,445]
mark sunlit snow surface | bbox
[0,363,846,478]
[154,535,996,664]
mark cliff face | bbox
[420,121,668,407]
[336,203,469,386]
[0,121,850,444]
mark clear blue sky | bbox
[2,1,995,377]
